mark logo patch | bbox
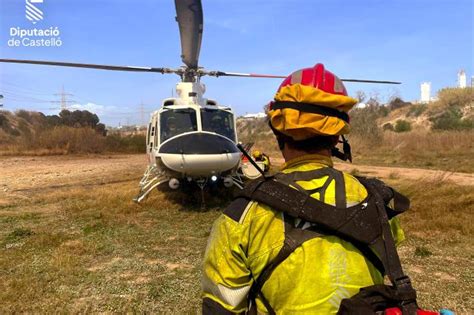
[25,0,43,24]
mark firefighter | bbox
[252,150,271,172]
[201,64,405,314]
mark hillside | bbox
[236,87,474,173]
[377,87,473,132]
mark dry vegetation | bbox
[240,86,473,173]
[239,118,474,173]
[348,130,474,173]
[0,156,472,313]
[0,110,145,155]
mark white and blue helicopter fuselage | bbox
[135,81,243,202]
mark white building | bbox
[420,82,431,103]
[242,112,266,119]
[458,70,467,88]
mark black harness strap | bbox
[359,179,418,315]
[249,215,323,314]
[237,179,381,245]
[333,169,346,208]
[238,175,416,315]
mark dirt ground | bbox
[0,154,472,313]
[1,155,472,196]
[0,155,146,205]
[334,162,474,186]
[0,154,146,191]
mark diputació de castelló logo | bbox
[7,0,63,47]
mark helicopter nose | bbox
[159,133,239,155]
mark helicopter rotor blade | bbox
[340,78,401,84]
[175,0,203,69]
[204,70,286,79]
[203,70,400,84]
[0,58,178,74]
[0,59,401,84]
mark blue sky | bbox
[0,0,472,126]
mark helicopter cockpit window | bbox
[160,109,198,142]
[201,109,236,141]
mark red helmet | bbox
[268,63,357,161]
[277,63,349,97]
[268,63,357,140]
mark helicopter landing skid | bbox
[231,174,244,189]
[133,165,168,203]
[195,178,208,209]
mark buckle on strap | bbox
[394,275,412,289]
[394,276,417,303]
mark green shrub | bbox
[430,107,473,130]
[394,120,412,132]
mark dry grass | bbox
[349,130,474,173]
[0,181,225,313]
[238,119,473,173]
[0,165,472,313]
[392,177,474,313]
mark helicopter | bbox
[0,0,400,203]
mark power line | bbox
[1,90,52,103]
[52,85,75,110]
[1,81,54,96]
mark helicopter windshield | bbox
[160,108,198,142]
[201,108,236,141]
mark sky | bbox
[0,0,472,126]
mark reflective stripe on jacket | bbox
[202,154,405,314]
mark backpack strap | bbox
[248,215,323,315]
[357,179,418,315]
[236,177,381,245]
[238,174,416,314]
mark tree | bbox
[388,97,411,111]
[355,90,366,103]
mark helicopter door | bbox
[147,115,158,153]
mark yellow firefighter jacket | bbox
[202,154,404,314]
